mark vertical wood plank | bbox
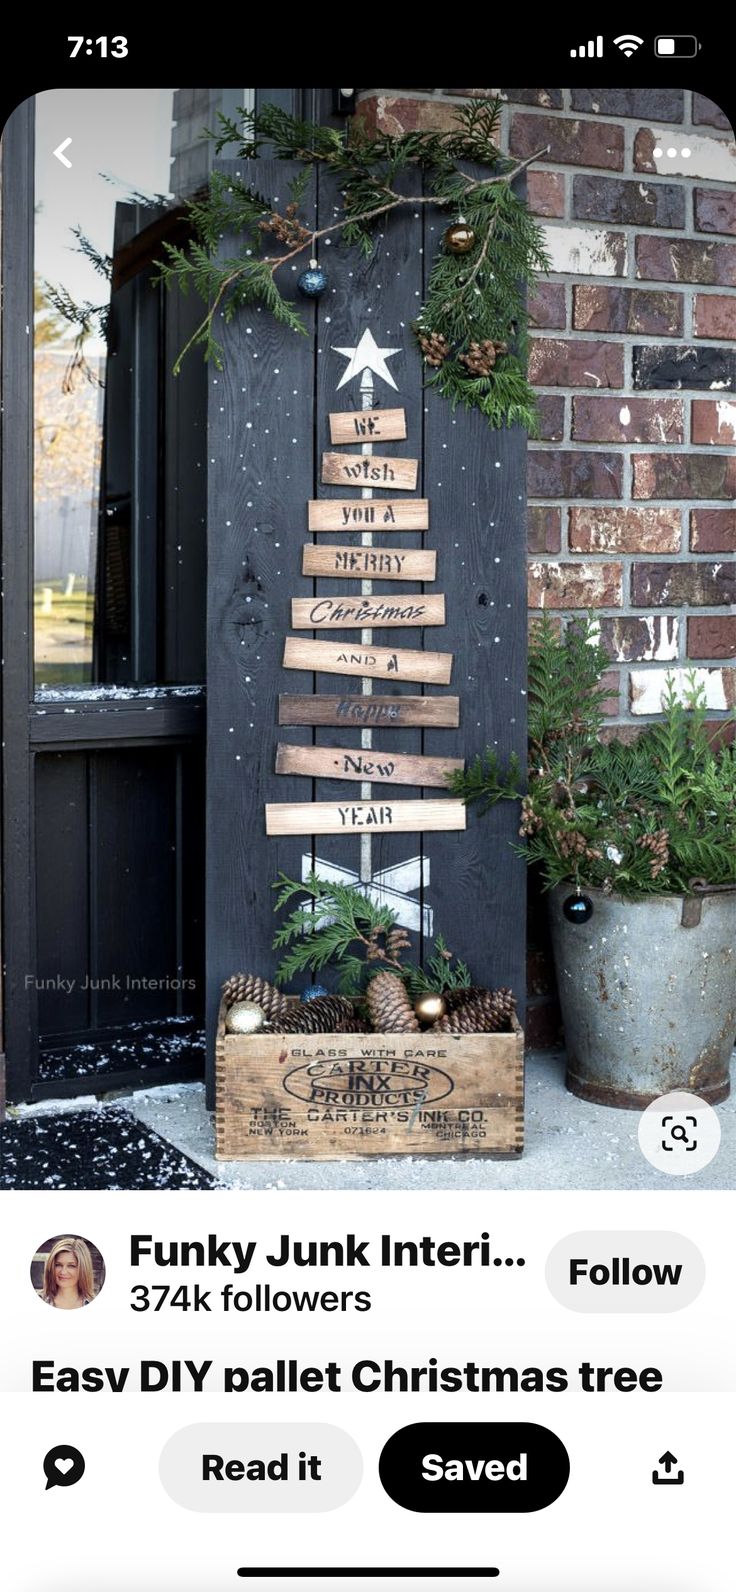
[206,160,317,1098]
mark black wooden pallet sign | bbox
[205,158,527,1098]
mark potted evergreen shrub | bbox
[451,619,736,1108]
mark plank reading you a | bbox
[275,743,463,789]
[308,498,429,531]
[265,799,467,836]
[302,545,437,582]
[278,694,460,729]
[329,407,406,444]
[321,453,418,491]
[290,595,445,630]
[282,637,453,685]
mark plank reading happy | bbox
[321,452,418,491]
[329,407,406,444]
[290,595,445,630]
[278,694,460,728]
[282,637,453,685]
[265,799,467,836]
[308,498,429,532]
[275,743,463,789]
[302,545,437,582]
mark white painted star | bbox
[332,328,401,391]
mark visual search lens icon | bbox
[614,33,644,55]
[661,1114,697,1152]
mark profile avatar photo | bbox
[32,1235,105,1310]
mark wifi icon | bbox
[614,33,644,55]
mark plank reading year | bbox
[265,799,467,836]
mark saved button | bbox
[379,1422,569,1512]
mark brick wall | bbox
[356,88,735,1043]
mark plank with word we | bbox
[329,407,406,444]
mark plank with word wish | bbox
[278,694,460,729]
[321,452,418,491]
[265,800,467,837]
[275,743,463,789]
[302,545,437,582]
[290,595,445,631]
[308,498,429,532]
[282,637,453,685]
[329,407,406,444]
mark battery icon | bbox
[655,35,700,56]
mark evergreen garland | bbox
[156,99,550,431]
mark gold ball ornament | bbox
[444,221,476,255]
[414,992,448,1025]
[225,1000,266,1035]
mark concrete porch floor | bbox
[14,1049,735,1190]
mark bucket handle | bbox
[681,879,736,928]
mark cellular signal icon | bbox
[570,35,603,57]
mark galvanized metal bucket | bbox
[548,883,735,1109]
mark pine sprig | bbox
[403,937,473,998]
[155,99,550,431]
[272,872,407,993]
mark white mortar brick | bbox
[541,225,628,276]
[630,667,728,715]
[645,130,736,182]
[715,400,736,439]
[608,617,679,662]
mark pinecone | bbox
[637,828,669,879]
[418,330,451,367]
[366,970,420,1033]
[221,972,290,1023]
[443,985,493,1012]
[276,995,357,1034]
[433,986,516,1034]
[458,338,508,376]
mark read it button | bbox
[379,1423,569,1512]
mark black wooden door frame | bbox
[1,96,207,1104]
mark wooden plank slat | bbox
[329,407,406,444]
[291,594,445,630]
[278,693,460,729]
[302,544,436,581]
[283,637,453,685]
[308,498,429,531]
[265,799,466,836]
[275,743,463,788]
[321,452,418,491]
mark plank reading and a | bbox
[282,637,453,685]
[321,453,418,491]
[275,743,463,789]
[302,545,437,582]
[290,594,446,630]
[308,498,429,532]
[265,799,467,836]
[329,407,406,444]
[278,694,460,729]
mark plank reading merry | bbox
[290,595,445,630]
[302,545,437,582]
[321,453,418,491]
[278,694,460,728]
[282,637,453,685]
[329,407,406,444]
[265,800,467,836]
[308,499,429,532]
[275,743,463,789]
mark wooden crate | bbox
[215,1000,524,1161]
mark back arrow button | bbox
[53,139,73,168]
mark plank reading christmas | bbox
[282,637,453,685]
[265,800,467,836]
[275,744,463,789]
[308,499,429,532]
[329,407,407,444]
[290,595,446,630]
[278,694,460,728]
[321,453,418,491]
[302,545,437,582]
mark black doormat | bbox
[0,1106,218,1190]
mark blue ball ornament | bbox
[563,893,593,925]
[297,260,328,299]
[301,984,328,1003]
